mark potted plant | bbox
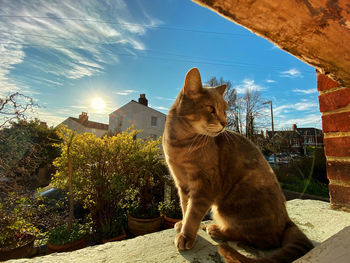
[158,200,182,229]
[0,195,38,261]
[46,223,90,253]
[102,217,127,244]
[122,134,167,236]
[122,188,162,236]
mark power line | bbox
[0,14,253,37]
[0,41,315,73]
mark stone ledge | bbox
[7,200,350,263]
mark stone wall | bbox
[7,200,350,263]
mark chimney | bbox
[79,112,88,123]
[292,124,297,131]
[138,94,148,107]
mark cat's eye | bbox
[207,106,216,114]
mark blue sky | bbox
[0,0,321,129]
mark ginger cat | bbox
[162,68,313,263]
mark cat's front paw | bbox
[175,232,195,250]
[174,221,182,233]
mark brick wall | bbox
[317,72,350,211]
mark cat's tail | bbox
[218,221,314,263]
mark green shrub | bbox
[48,223,89,246]
[0,194,39,248]
[0,120,60,191]
[158,200,182,219]
[52,126,165,239]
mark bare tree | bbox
[205,77,268,139]
[205,77,239,131]
[243,89,265,139]
[0,92,37,128]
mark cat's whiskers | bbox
[187,133,201,153]
[222,130,232,145]
[188,134,211,154]
[201,135,211,160]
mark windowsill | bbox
[8,199,350,263]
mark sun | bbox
[91,97,106,113]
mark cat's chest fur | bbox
[164,138,219,191]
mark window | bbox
[151,116,157,127]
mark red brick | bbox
[322,111,350,132]
[327,161,350,182]
[319,88,350,112]
[324,137,350,157]
[317,74,340,92]
[329,184,350,207]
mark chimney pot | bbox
[292,124,297,131]
[79,112,88,122]
[138,94,148,107]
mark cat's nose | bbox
[220,121,227,127]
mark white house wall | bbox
[109,101,166,139]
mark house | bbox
[266,124,324,153]
[109,94,166,140]
[291,124,324,148]
[60,112,109,138]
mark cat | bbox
[162,68,314,263]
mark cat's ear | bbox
[183,68,202,98]
[215,84,226,96]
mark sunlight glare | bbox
[91,97,106,113]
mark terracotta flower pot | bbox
[0,234,35,261]
[163,215,181,229]
[127,214,162,236]
[102,228,127,244]
[46,234,89,254]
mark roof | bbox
[296,127,323,136]
[109,100,167,117]
[267,127,323,138]
[69,117,109,130]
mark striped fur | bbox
[162,68,313,262]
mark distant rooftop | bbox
[69,112,109,131]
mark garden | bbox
[0,121,329,261]
[272,147,329,199]
[0,124,181,261]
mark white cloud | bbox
[274,102,318,115]
[294,102,318,111]
[276,113,322,129]
[280,68,303,78]
[292,88,317,94]
[265,79,276,83]
[149,105,169,112]
[0,0,161,96]
[112,89,138,96]
[155,96,176,101]
[273,102,318,116]
[234,79,267,94]
[70,105,87,110]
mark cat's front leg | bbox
[174,186,189,233]
[175,195,211,250]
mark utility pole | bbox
[263,100,276,164]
